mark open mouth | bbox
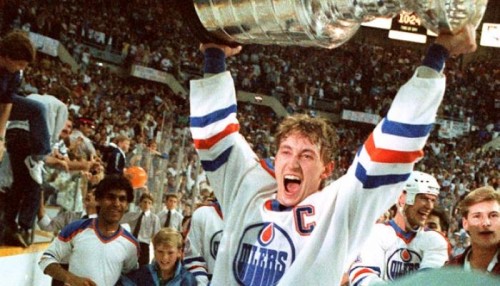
[479,231,494,236]
[284,175,301,193]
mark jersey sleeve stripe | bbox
[355,163,411,189]
[365,133,424,163]
[58,219,92,242]
[201,146,232,171]
[355,148,414,176]
[190,104,237,128]
[381,118,433,138]
[193,271,209,277]
[349,266,381,286]
[184,257,207,264]
[260,158,275,178]
[193,123,240,149]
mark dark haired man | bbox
[39,175,139,286]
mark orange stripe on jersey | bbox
[365,133,423,163]
[193,123,239,149]
[353,268,376,280]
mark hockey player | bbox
[189,26,477,285]
[348,171,449,285]
[183,199,224,285]
[39,175,139,286]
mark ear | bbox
[462,217,469,231]
[321,161,335,179]
[398,191,406,208]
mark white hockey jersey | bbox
[39,218,139,286]
[349,220,449,285]
[184,201,224,286]
[189,67,445,286]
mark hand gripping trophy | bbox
[178,0,488,48]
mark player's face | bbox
[463,200,499,249]
[98,189,128,225]
[275,132,330,207]
[154,243,181,275]
[425,214,442,233]
[405,193,437,229]
[139,198,153,212]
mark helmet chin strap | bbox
[401,205,420,233]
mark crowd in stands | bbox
[1,0,498,263]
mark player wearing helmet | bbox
[349,171,449,285]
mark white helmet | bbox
[404,171,440,205]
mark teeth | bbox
[285,175,300,180]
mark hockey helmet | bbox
[404,171,440,205]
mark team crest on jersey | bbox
[210,230,223,259]
[233,222,295,286]
[386,248,421,280]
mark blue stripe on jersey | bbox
[201,146,232,171]
[355,163,410,189]
[381,118,433,138]
[42,252,57,259]
[184,257,206,264]
[352,277,366,286]
[190,104,237,128]
[192,271,209,277]
[59,218,93,240]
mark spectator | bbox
[69,117,96,160]
[117,227,197,286]
[426,207,451,235]
[121,193,161,266]
[158,194,183,232]
[447,186,499,274]
[0,29,52,247]
[37,189,98,235]
[105,134,131,175]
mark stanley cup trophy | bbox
[178,0,489,48]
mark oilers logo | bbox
[233,222,295,285]
[387,248,421,280]
[210,230,223,259]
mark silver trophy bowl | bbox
[179,0,489,48]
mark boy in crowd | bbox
[118,228,197,286]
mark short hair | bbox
[75,117,95,129]
[275,114,338,165]
[153,228,183,249]
[429,207,450,232]
[164,193,178,202]
[114,135,130,144]
[48,85,72,105]
[139,193,154,203]
[0,30,36,62]
[458,186,500,218]
[94,175,134,203]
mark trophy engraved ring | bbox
[178,0,489,48]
